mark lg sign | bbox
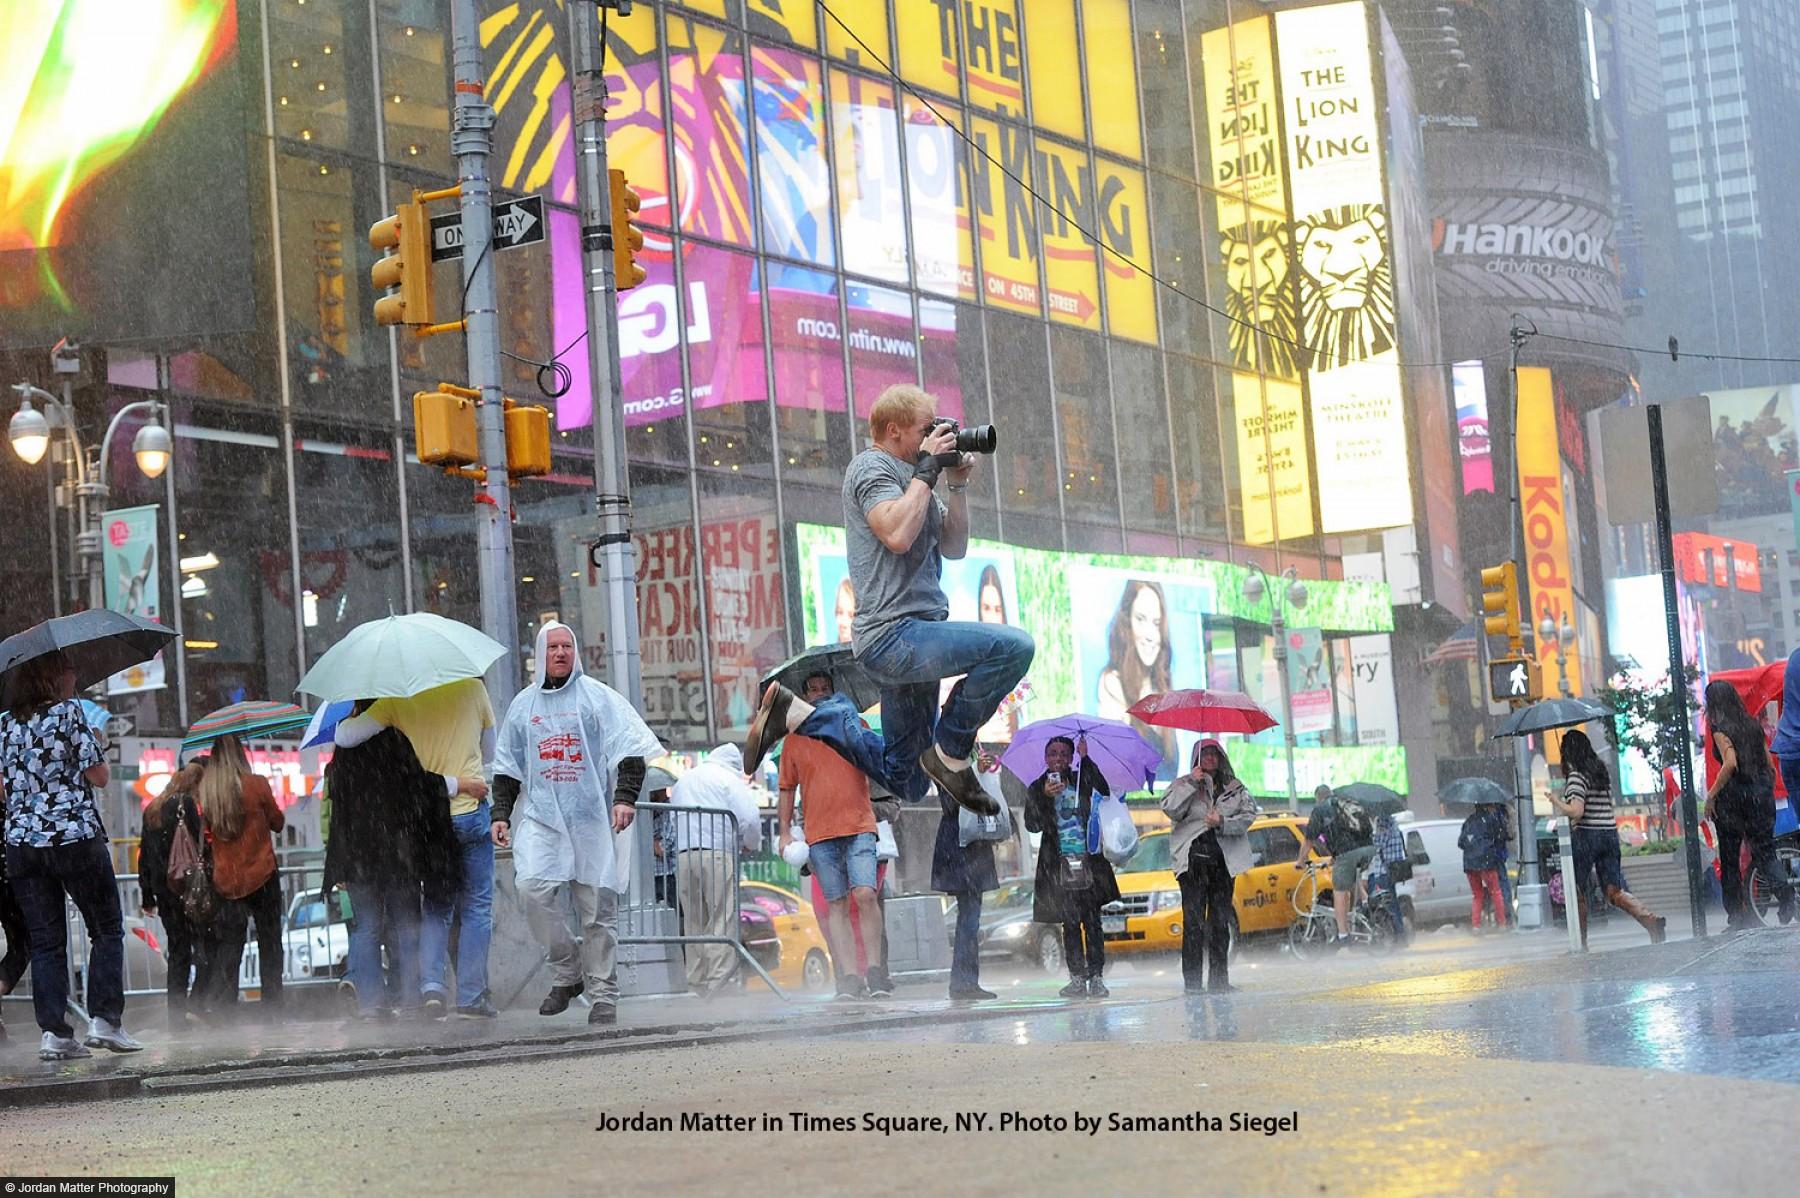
[618,282,712,359]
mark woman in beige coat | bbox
[1160,739,1258,994]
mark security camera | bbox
[50,338,81,375]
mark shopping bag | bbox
[958,774,1015,845]
[1097,794,1139,865]
[874,819,899,861]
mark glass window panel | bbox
[625,465,712,746]
[667,16,754,247]
[1109,340,1178,535]
[747,0,817,48]
[1135,0,1194,179]
[968,115,1041,315]
[277,153,385,423]
[985,310,1056,518]
[480,0,576,202]
[902,94,978,302]
[1165,355,1228,543]
[1034,136,1101,331]
[828,70,909,285]
[1083,0,1142,159]
[895,0,963,96]
[686,244,771,484]
[844,282,921,424]
[618,240,691,470]
[172,404,300,718]
[1096,157,1157,342]
[270,0,368,157]
[765,264,853,491]
[752,44,835,267]
[1149,172,1208,357]
[918,299,996,537]
[596,4,668,225]
[289,424,408,666]
[1051,329,1118,527]
[377,1,452,177]
[823,0,891,68]
[1024,0,1084,139]
[958,0,1026,119]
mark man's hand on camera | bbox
[945,452,976,487]
[921,423,958,460]
[912,453,944,488]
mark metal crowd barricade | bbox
[620,800,787,1001]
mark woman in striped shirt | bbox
[1547,730,1667,948]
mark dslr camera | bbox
[927,419,998,466]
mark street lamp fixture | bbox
[1537,614,1575,698]
[8,398,50,464]
[1242,564,1312,813]
[132,421,172,479]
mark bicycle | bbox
[1286,860,1397,960]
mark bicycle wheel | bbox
[1288,913,1330,961]
[1355,909,1396,953]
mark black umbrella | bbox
[1440,777,1512,807]
[1333,781,1406,817]
[0,610,175,704]
[1494,697,1609,739]
[761,643,882,713]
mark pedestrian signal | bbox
[504,401,551,477]
[412,387,478,467]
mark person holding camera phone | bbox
[744,385,1034,817]
[1024,736,1119,998]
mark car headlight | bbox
[989,921,1029,941]
[1150,889,1183,914]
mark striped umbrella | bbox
[182,700,313,755]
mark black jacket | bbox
[138,792,201,910]
[320,727,463,907]
[931,793,1000,897]
[1023,758,1120,923]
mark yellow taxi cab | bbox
[1104,815,1324,955]
[739,880,835,993]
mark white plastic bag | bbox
[1097,794,1139,865]
[874,819,899,861]
[958,773,1015,845]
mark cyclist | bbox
[1367,811,1409,945]
[1293,785,1376,949]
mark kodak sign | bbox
[1515,367,1581,695]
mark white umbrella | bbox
[296,613,506,701]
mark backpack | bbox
[1332,797,1374,848]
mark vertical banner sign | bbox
[1515,367,1582,695]
[1274,2,1414,534]
[1286,627,1334,735]
[1201,15,1313,544]
[102,505,165,694]
[1348,634,1399,745]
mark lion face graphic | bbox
[1293,204,1396,370]
[1220,220,1302,380]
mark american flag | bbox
[1423,621,1480,665]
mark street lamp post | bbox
[9,382,170,613]
[1537,614,1574,698]
[1242,563,1310,813]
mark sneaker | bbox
[1651,916,1668,945]
[421,990,449,1019]
[919,746,997,816]
[539,983,583,1016]
[1779,895,1797,926]
[743,682,797,772]
[40,1031,92,1061]
[84,1019,144,1054]
[865,969,894,998]
[833,975,870,1001]
[1086,977,1111,999]
[587,1004,617,1025]
[455,1000,500,1019]
[1058,979,1088,999]
[948,985,996,1001]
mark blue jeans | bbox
[798,618,1035,800]
[809,832,879,902]
[951,890,982,991]
[346,880,422,1014]
[4,838,124,1035]
[420,801,494,1007]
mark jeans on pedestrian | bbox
[157,898,199,1017]
[421,801,494,1007]
[950,890,983,991]
[243,872,285,1012]
[1178,849,1233,990]
[0,871,29,995]
[196,901,249,1014]
[4,838,125,1035]
[346,880,423,1014]
[796,618,1035,800]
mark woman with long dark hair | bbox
[1704,680,1798,928]
[1,652,142,1058]
[1097,579,1176,764]
[1547,729,1666,947]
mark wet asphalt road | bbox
[2,924,1795,1195]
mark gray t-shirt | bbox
[842,448,948,652]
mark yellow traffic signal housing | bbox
[370,201,434,327]
[412,388,478,466]
[504,401,552,477]
[608,168,646,291]
[1479,561,1523,651]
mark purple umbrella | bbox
[1000,713,1163,796]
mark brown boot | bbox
[1606,886,1667,943]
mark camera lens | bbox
[955,424,998,454]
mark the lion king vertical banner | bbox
[1273,1,1414,535]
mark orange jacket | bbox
[209,774,285,900]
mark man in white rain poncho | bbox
[491,623,662,1025]
[668,745,763,996]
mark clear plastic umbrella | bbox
[296,613,506,702]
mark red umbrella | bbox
[1127,689,1280,735]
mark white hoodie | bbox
[492,622,664,886]
[669,744,763,855]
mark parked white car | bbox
[240,889,353,994]
[1404,818,1477,928]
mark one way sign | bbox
[1488,657,1541,704]
[429,195,545,262]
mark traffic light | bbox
[369,201,435,327]
[412,386,478,467]
[608,168,646,291]
[504,400,551,477]
[1479,561,1523,651]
